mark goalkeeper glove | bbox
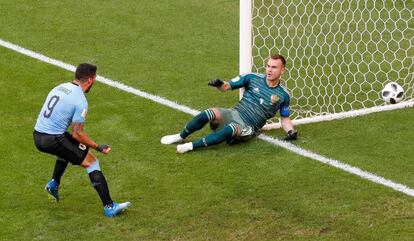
[208,79,224,87]
[284,129,298,141]
[95,144,109,152]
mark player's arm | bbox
[71,122,111,154]
[280,117,297,140]
[208,75,250,92]
[208,79,231,92]
[279,103,298,141]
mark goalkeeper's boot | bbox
[176,142,193,154]
[161,133,184,144]
[45,179,59,201]
[104,201,131,217]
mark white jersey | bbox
[34,82,88,134]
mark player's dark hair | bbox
[75,63,97,82]
[270,54,286,66]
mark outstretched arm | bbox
[280,116,293,132]
[208,79,231,92]
[280,117,298,140]
[208,75,251,92]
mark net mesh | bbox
[251,0,414,120]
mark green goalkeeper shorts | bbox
[211,108,256,144]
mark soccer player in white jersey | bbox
[33,63,130,217]
[161,54,298,153]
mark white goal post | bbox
[240,0,414,129]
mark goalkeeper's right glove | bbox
[208,79,224,87]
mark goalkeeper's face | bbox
[266,59,285,82]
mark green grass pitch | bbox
[0,1,413,240]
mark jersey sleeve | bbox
[72,98,88,123]
[229,74,251,90]
[279,93,291,117]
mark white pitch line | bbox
[0,38,199,117]
[1,37,413,197]
[259,135,414,197]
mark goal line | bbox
[262,100,414,130]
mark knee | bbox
[81,152,96,168]
[235,125,241,136]
[228,123,241,137]
[209,108,221,124]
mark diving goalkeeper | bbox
[161,54,297,153]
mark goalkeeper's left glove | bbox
[208,79,224,87]
[284,129,298,141]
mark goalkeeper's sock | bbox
[52,158,69,185]
[180,109,216,139]
[192,124,237,149]
[180,109,215,139]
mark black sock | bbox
[52,158,69,185]
[88,170,113,207]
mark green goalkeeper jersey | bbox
[229,73,291,132]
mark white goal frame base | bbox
[262,100,414,130]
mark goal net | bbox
[240,0,414,128]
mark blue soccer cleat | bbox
[45,179,59,201]
[104,201,131,217]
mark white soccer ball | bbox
[381,82,404,104]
